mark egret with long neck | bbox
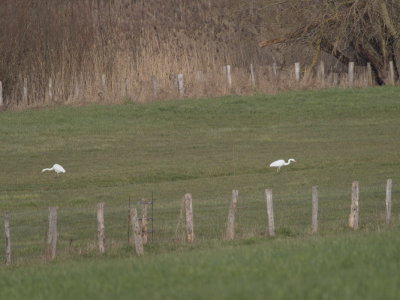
[41,164,66,175]
[269,159,296,172]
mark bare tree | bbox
[259,0,400,84]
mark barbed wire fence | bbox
[1,179,398,265]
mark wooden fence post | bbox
[250,64,256,88]
[386,179,392,224]
[48,78,53,102]
[367,62,373,86]
[348,62,355,87]
[130,208,144,256]
[184,193,195,243]
[272,62,277,77]
[141,199,148,245]
[332,73,339,86]
[318,61,325,86]
[295,62,300,82]
[349,181,359,230]
[177,74,184,97]
[151,75,158,97]
[97,202,105,253]
[265,189,275,237]
[74,79,80,100]
[224,65,232,90]
[195,71,205,93]
[311,186,318,233]
[4,212,11,265]
[389,61,395,85]
[23,78,28,105]
[225,190,239,240]
[47,207,58,260]
[0,80,3,106]
[102,74,107,89]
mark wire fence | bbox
[2,59,396,109]
[1,179,399,265]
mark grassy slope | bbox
[1,87,400,298]
[1,87,399,210]
[1,86,400,252]
[1,230,400,300]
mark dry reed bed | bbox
[3,63,372,109]
[0,0,266,108]
[1,0,377,109]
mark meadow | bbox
[1,230,400,299]
[0,87,400,298]
[1,87,399,208]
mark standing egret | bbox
[41,164,66,175]
[269,159,296,172]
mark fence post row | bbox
[97,202,106,253]
[311,186,318,233]
[225,190,239,240]
[386,179,392,224]
[4,212,11,265]
[265,189,275,237]
[130,207,144,256]
[184,193,195,243]
[349,181,359,230]
[47,207,58,260]
[1,179,397,262]
[3,61,396,107]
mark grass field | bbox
[1,87,399,209]
[1,230,400,300]
[0,87,400,298]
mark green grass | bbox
[1,229,400,300]
[1,87,400,257]
[1,87,400,298]
[1,87,399,209]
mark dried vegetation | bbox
[0,0,397,108]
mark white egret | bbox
[41,164,66,175]
[269,159,296,172]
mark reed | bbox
[0,0,371,109]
